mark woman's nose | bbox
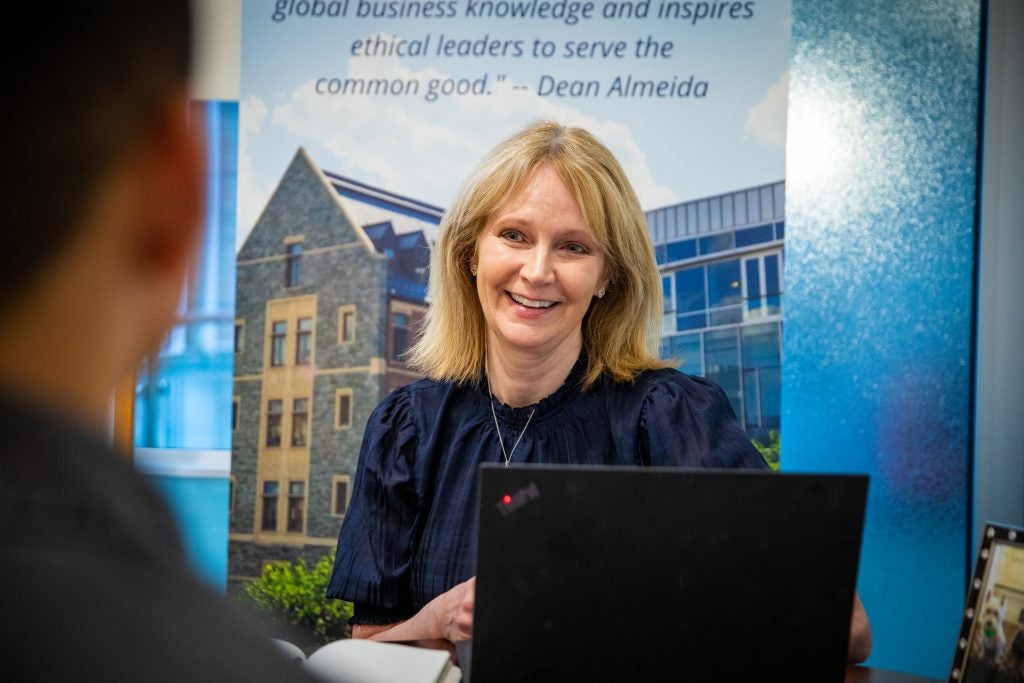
[520,245,554,284]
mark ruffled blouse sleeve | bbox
[326,387,420,624]
[639,371,769,470]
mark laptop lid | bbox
[467,463,868,682]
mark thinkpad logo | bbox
[496,482,541,517]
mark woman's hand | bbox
[352,576,476,644]
[428,576,475,643]
[848,592,872,663]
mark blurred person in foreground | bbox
[327,120,872,663]
[0,2,322,680]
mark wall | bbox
[192,0,241,101]
[974,0,1024,550]
[784,0,983,678]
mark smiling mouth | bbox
[508,292,556,309]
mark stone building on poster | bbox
[229,148,437,581]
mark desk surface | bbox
[846,665,943,683]
[397,640,944,683]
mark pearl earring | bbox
[596,287,606,298]
[471,264,478,276]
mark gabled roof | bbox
[240,147,440,261]
[324,171,443,224]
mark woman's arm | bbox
[352,577,476,644]
[848,592,873,663]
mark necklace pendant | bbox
[486,371,535,473]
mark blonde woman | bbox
[328,120,870,661]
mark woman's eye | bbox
[500,230,524,242]
[564,242,588,254]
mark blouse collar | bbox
[481,354,588,426]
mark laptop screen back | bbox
[468,463,868,682]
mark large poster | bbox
[230,0,791,582]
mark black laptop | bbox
[459,463,868,682]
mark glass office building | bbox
[648,181,784,442]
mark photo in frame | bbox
[949,523,1024,683]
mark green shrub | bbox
[752,430,780,471]
[238,553,352,645]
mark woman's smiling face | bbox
[474,163,607,360]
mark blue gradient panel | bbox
[148,475,231,590]
[135,100,240,591]
[785,1,981,677]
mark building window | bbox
[336,389,353,429]
[662,276,674,334]
[742,251,783,319]
[667,238,697,263]
[331,475,351,517]
[338,306,356,344]
[287,481,305,533]
[704,328,742,423]
[699,232,734,256]
[270,320,286,367]
[674,266,707,332]
[735,224,774,248]
[291,397,309,447]
[295,317,313,365]
[675,266,705,313]
[391,312,410,361]
[261,480,279,531]
[231,397,239,432]
[266,399,282,447]
[664,332,703,378]
[708,262,741,309]
[285,242,303,287]
[654,244,668,265]
[741,323,782,431]
[707,259,743,326]
[234,321,244,353]
[765,253,782,312]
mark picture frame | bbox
[949,522,1024,683]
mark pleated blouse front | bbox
[326,358,767,625]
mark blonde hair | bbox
[408,120,670,388]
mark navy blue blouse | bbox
[327,358,768,624]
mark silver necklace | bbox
[486,372,535,467]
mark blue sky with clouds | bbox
[238,0,791,248]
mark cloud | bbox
[238,36,676,247]
[237,95,273,249]
[745,70,789,147]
